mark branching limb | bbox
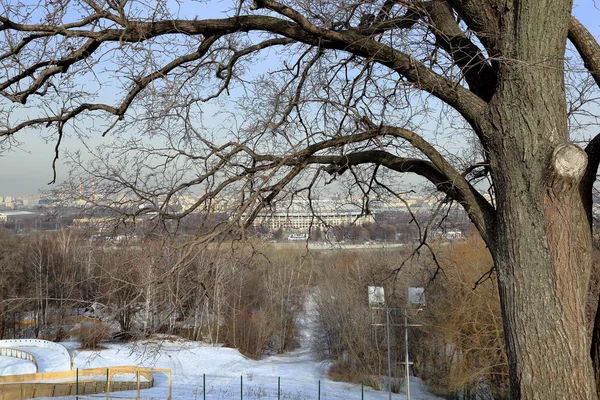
[0,34,221,137]
[445,0,499,54]
[305,149,495,245]
[582,133,600,228]
[0,6,489,137]
[569,16,600,89]
[419,1,495,101]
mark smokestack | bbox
[79,177,83,200]
[91,178,95,201]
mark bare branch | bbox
[305,148,494,245]
[569,16,600,89]
[0,7,488,135]
[582,132,600,229]
[420,1,495,100]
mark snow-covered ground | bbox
[0,296,441,400]
[12,346,70,372]
[0,339,72,372]
[0,356,34,375]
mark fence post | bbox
[278,376,280,400]
[106,368,110,400]
[203,373,206,400]
[362,380,364,400]
[137,370,140,399]
[240,375,243,400]
[168,370,172,400]
[76,368,79,399]
[318,380,320,400]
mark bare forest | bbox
[2,226,562,399]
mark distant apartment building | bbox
[433,229,463,240]
[0,210,37,222]
[0,195,47,209]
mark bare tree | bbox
[1,0,600,398]
[0,229,27,339]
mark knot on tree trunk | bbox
[549,143,587,192]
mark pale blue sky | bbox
[0,1,599,196]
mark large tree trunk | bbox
[484,1,597,398]
[490,147,595,398]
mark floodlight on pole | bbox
[404,287,425,400]
[368,286,385,307]
[367,286,392,400]
[408,287,426,306]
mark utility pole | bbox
[386,307,392,400]
[405,287,426,400]
[404,308,411,400]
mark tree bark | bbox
[484,1,597,398]
[490,144,594,398]
[593,303,600,396]
[569,16,600,397]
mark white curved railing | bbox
[0,348,38,371]
[0,339,73,370]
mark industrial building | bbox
[253,199,374,231]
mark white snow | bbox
[0,339,72,372]
[14,346,70,372]
[0,296,442,399]
[0,356,35,375]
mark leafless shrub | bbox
[220,247,310,358]
[75,320,111,349]
[412,235,508,398]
